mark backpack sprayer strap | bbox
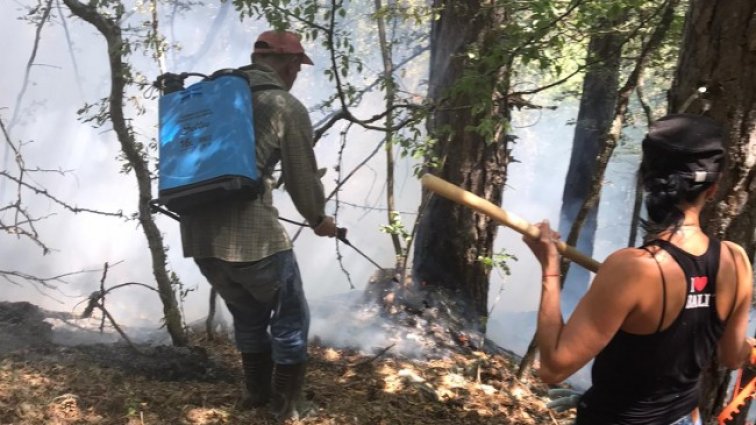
[246,81,285,192]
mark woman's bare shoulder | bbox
[721,240,752,285]
[592,247,661,288]
[603,247,659,269]
[722,240,748,260]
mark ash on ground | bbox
[0,301,235,383]
[310,269,519,362]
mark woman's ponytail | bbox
[638,114,725,239]
[641,173,686,235]
[640,168,713,237]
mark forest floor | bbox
[0,301,576,425]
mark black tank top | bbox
[575,238,725,425]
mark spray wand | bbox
[279,217,384,270]
[152,205,384,269]
[335,227,384,270]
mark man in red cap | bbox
[181,29,336,422]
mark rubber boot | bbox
[271,362,311,421]
[239,351,273,408]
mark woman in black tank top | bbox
[523,114,753,425]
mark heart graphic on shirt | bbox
[692,276,708,292]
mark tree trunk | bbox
[628,79,655,247]
[63,0,188,347]
[558,17,625,314]
[518,0,679,379]
[206,288,218,340]
[668,1,756,422]
[412,1,511,328]
[374,0,404,264]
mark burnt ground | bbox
[0,300,576,425]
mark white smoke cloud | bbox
[2,0,668,393]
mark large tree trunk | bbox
[518,0,679,379]
[558,18,625,315]
[668,0,756,422]
[412,1,511,327]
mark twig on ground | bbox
[96,301,140,353]
[356,343,396,366]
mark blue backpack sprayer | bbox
[152,69,264,214]
[150,69,381,269]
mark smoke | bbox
[309,292,431,358]
[1,0,669,395]
[0,0,424,337]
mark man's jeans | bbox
[195,250,309,365]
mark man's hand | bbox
[313,216,338,237]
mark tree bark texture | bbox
[668,0,755,422]
[518,0,679,379]
[671,0,756,255]
[374,0,404,262]
[413,0,511,326]
[62,0,188,347]
[558,19,625,315]
[413,0,510,328]
[559,0,680,286]
[206,288,218,340]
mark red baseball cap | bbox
[254,30,314,65]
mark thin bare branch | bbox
[0,216,52,253]
[291,136,387,242]
[0,170,127,218]
[270,2,329,32]
[311,43,429,127]
[0,268,100,290]
[561,0,680,275]
[327,0,349,113]
[329,199,417,215]
[56,0,85,99]
[508,0,584,60]
[97,301,141,352]
[313,102,425,144]
[8,0,54,133]
[508,1,670,100]
[355,343,395,366]
[150,0,167,74]
[334,123,355,289]
[628,75,654,247]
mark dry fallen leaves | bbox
[0,336,576,425]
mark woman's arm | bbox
[717,241,753,369]
[525,222,645,383]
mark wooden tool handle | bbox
[421,174,601,273]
